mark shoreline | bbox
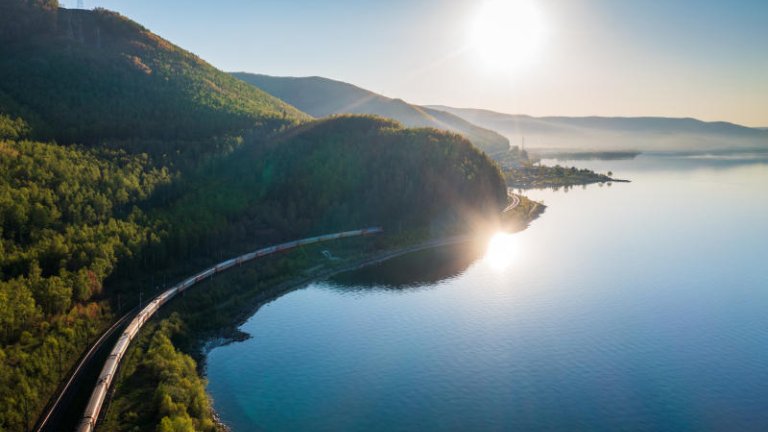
[197,216,547,430]
[196,202,548,363]
[197,235,474,358]
[197,235,476,432]
[104,202,546,431]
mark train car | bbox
[111,336,131,360]
[299,236,321,246]
[342,229,364,238]
[215,259,237,272]
[277,241,298,251]
[79,383,108,431]
[178,278,195,293]
[156,287,178,307]
[123,319,140,340]
[317,233,335,242]
[77,416,95,432]
[137,310,150,327]
[100,356,120,384]
[192,268,213,283]
[142,301,159,318]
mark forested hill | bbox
[161,115,509,246]
[0,2,308,149]
[0,4,510,431]
[231,73,511,156]
[0,113,507,431]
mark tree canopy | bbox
[0,5,509,431]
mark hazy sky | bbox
[81,0,768,126]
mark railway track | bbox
[503,191,521,213]
[34,308,137,432]
[70,228,382,432]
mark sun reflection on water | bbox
[484,232,518,270]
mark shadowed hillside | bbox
[232,73,511,156]
[98,115,509,432]
[161,115,508,243]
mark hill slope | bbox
[162,115,508,241]
[429,105,768,152]
[0,5,308,148]
[99,116,509,432]
[0,5,512,431]
[232,73,510,155]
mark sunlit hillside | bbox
[0,5,308,149]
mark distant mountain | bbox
[0,6,308,148]
[428,106,768,152]
[232,73,510,155]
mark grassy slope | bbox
[231,73,510,156]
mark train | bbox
[77,227,382,432]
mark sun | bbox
[468,0,547,72]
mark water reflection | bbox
[484,232,518,270]
[207,155,768,431]
[327,242,484,292]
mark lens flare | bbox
[485,232,518,270]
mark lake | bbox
[206,153,768,431]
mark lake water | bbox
[206,154,768,431]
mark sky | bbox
[78,0,767,127]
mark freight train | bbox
[77,227,382,432]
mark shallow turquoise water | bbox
[206,154,768,431]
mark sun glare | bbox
[469,0,547,72]
[485,232,518,270]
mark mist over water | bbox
[206,154,768,431]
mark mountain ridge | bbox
[427,105,768,151]
[231,73,510,155]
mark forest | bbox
[0,113,169,430]
[0,112,507,431]
[0,2,511,431]
[0,1,306,152]
[100,314,217,432]
[101,240,377,432]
